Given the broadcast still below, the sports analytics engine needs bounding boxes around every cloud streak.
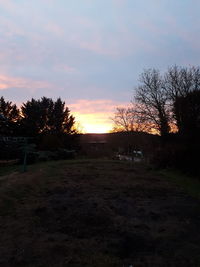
[0,0,200,131]
[0,74,52,91]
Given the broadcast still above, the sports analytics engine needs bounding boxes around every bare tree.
[164,65,200,131]
[112,66,200,136]
[111,106,148,132]
[135,69,170,137]
[164,65,198,101]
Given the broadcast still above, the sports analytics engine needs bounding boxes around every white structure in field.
[117,150,143,162]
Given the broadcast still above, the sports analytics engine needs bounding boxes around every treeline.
[0,96,75,137]
[0,97,77,152]
[112,65,200,175]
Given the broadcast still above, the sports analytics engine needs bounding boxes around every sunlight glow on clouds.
[69,99,128,133]
[0,0,200,132]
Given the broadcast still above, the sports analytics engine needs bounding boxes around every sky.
[0,0,200,132]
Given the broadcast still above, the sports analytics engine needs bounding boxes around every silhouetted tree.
[0,96,20,136]
[20,98,45,136]
[111,106,147,132]
[175,90,200,138]
[164,66,200,132]
[20,97,75,136]
[50,98,75,134]
[135,69,170,137]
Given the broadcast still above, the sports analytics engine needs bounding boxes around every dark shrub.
[152,138,200,177]
[38,135,63,151]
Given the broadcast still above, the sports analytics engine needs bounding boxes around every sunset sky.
[0,0,200,132]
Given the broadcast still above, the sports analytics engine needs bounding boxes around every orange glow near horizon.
[72,112,112,133]
[69,99,129,134]
[82,123,111,133]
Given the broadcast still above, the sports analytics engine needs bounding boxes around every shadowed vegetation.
[0,159,200,266]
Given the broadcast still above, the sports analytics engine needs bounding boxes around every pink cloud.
[70,32,118,56]
[69,99,128,114]
[0,74,53,91]
[69,15,154,57]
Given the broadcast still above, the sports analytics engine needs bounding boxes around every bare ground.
[0,159,200,267]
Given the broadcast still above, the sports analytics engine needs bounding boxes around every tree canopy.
[0,97,20,136]
[0,96,75,137]
[112,65,200,138]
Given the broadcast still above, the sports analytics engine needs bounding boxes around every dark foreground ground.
[0,159,200,267]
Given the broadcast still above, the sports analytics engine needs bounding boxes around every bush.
[38,135,63,151]
[152,141,200,177]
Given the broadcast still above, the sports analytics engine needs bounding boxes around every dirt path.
[0,160,199,266]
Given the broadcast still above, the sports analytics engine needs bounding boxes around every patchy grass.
[0,164,20,177]
[160,169,200,199]
[0,159,200,266]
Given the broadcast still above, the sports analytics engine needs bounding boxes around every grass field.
[0,159,200,266]
[161,169,200,200]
